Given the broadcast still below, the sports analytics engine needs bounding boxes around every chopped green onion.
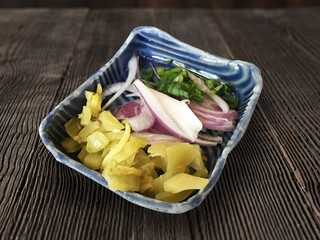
[171,67,182,73]
[210,84,224,95]
[156,67,165,75]
[140,69,153,80]
[157,79,189,99]
[189,88,204,102]
[181,70,188,78]
[204,79,220,89]
[141,66,235,107]
[144,81,154,88]
[173,74,183,83]
[223,97,237,110]
[223,85,231,95]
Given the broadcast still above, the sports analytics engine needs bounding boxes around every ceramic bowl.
[39,26,262,214]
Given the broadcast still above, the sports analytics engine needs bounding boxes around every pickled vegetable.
[103,173,140,192]
[166,143,194,171]
[155,190,193,203]
[86,131,109,153]
[101,120,131,169]
[77,147,88,163]
[78,106,91,125]
[64,118,81,137]
[84,152,103,170]
[77,121,100,142]
[61,137,81,153]
[99,111,124,132]
[164,173,209,193]
[61,83,209,203]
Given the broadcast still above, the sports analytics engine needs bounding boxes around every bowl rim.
[39,26,263,214]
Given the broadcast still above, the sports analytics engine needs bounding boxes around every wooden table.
[0,8,319,239]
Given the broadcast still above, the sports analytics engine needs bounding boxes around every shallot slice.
[114,101,155,132]
[101,55,139,111]
[133,79,202,142]
[188,71,229,113]
[101,82,125,99]
[131,132,183,144]
[198,133,223,143]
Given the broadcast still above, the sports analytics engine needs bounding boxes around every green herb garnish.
[140,69,153,81]
[143,65,237,106]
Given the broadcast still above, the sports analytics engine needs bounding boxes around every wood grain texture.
[0,8,319,240]
[213,7,320,220]
[1,0,320,8]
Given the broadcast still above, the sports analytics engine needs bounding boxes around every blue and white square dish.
[39,26,262,214]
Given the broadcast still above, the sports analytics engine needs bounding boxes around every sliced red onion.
[191,109,230,123]
[189,102,238,120]
[114,101,141,119]
[198,117,235,131]
[133,79,202,142]
[193,138,218,146]
[126,104,155,132]
[150,63,160,79]
[210,94,230,114]
[147,121,172,135]
[126,83,139,94]
[201,127,208,132]
[114,101,155,132]
[198,133,223,143]
[181,99,190,105]
[101,82,125,99]
[131,132,183,144]
[188,71,229,113]
[125,92,140,98]
[144,121,221,146]
[101,55,139,111]
[132,132,219,146]
[199,95,221,111]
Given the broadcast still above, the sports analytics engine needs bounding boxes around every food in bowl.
[61,55,239,203]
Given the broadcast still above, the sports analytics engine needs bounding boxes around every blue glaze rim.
[39,26,263,214]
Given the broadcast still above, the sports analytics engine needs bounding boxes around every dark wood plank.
[0,8,89,238]
[212,7,320,238]
[1,0,320,8]
[252,8,320,91]
[150,9,232,58]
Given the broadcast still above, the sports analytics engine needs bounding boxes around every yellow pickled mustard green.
[85,91,94,102]
[103,131,125,141]
[155,190,193,203]
[166,143,194,171]
[61,137,81,153]
[100,120,131,169]
[147,142,175,158]
[61,84,209,203]
[78,106,91,125]
[84,152,103,170]
[163,173,209,193]
[86,131,109,153]
[76,121,100,142]
[64,118,81,137]
[107,165,143,176]
[103,173,140,192]
[102,141,119,158]
[77,147,88,163]
[139,176,154,194]
[88,94,102,117]
[99,111,124,132]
